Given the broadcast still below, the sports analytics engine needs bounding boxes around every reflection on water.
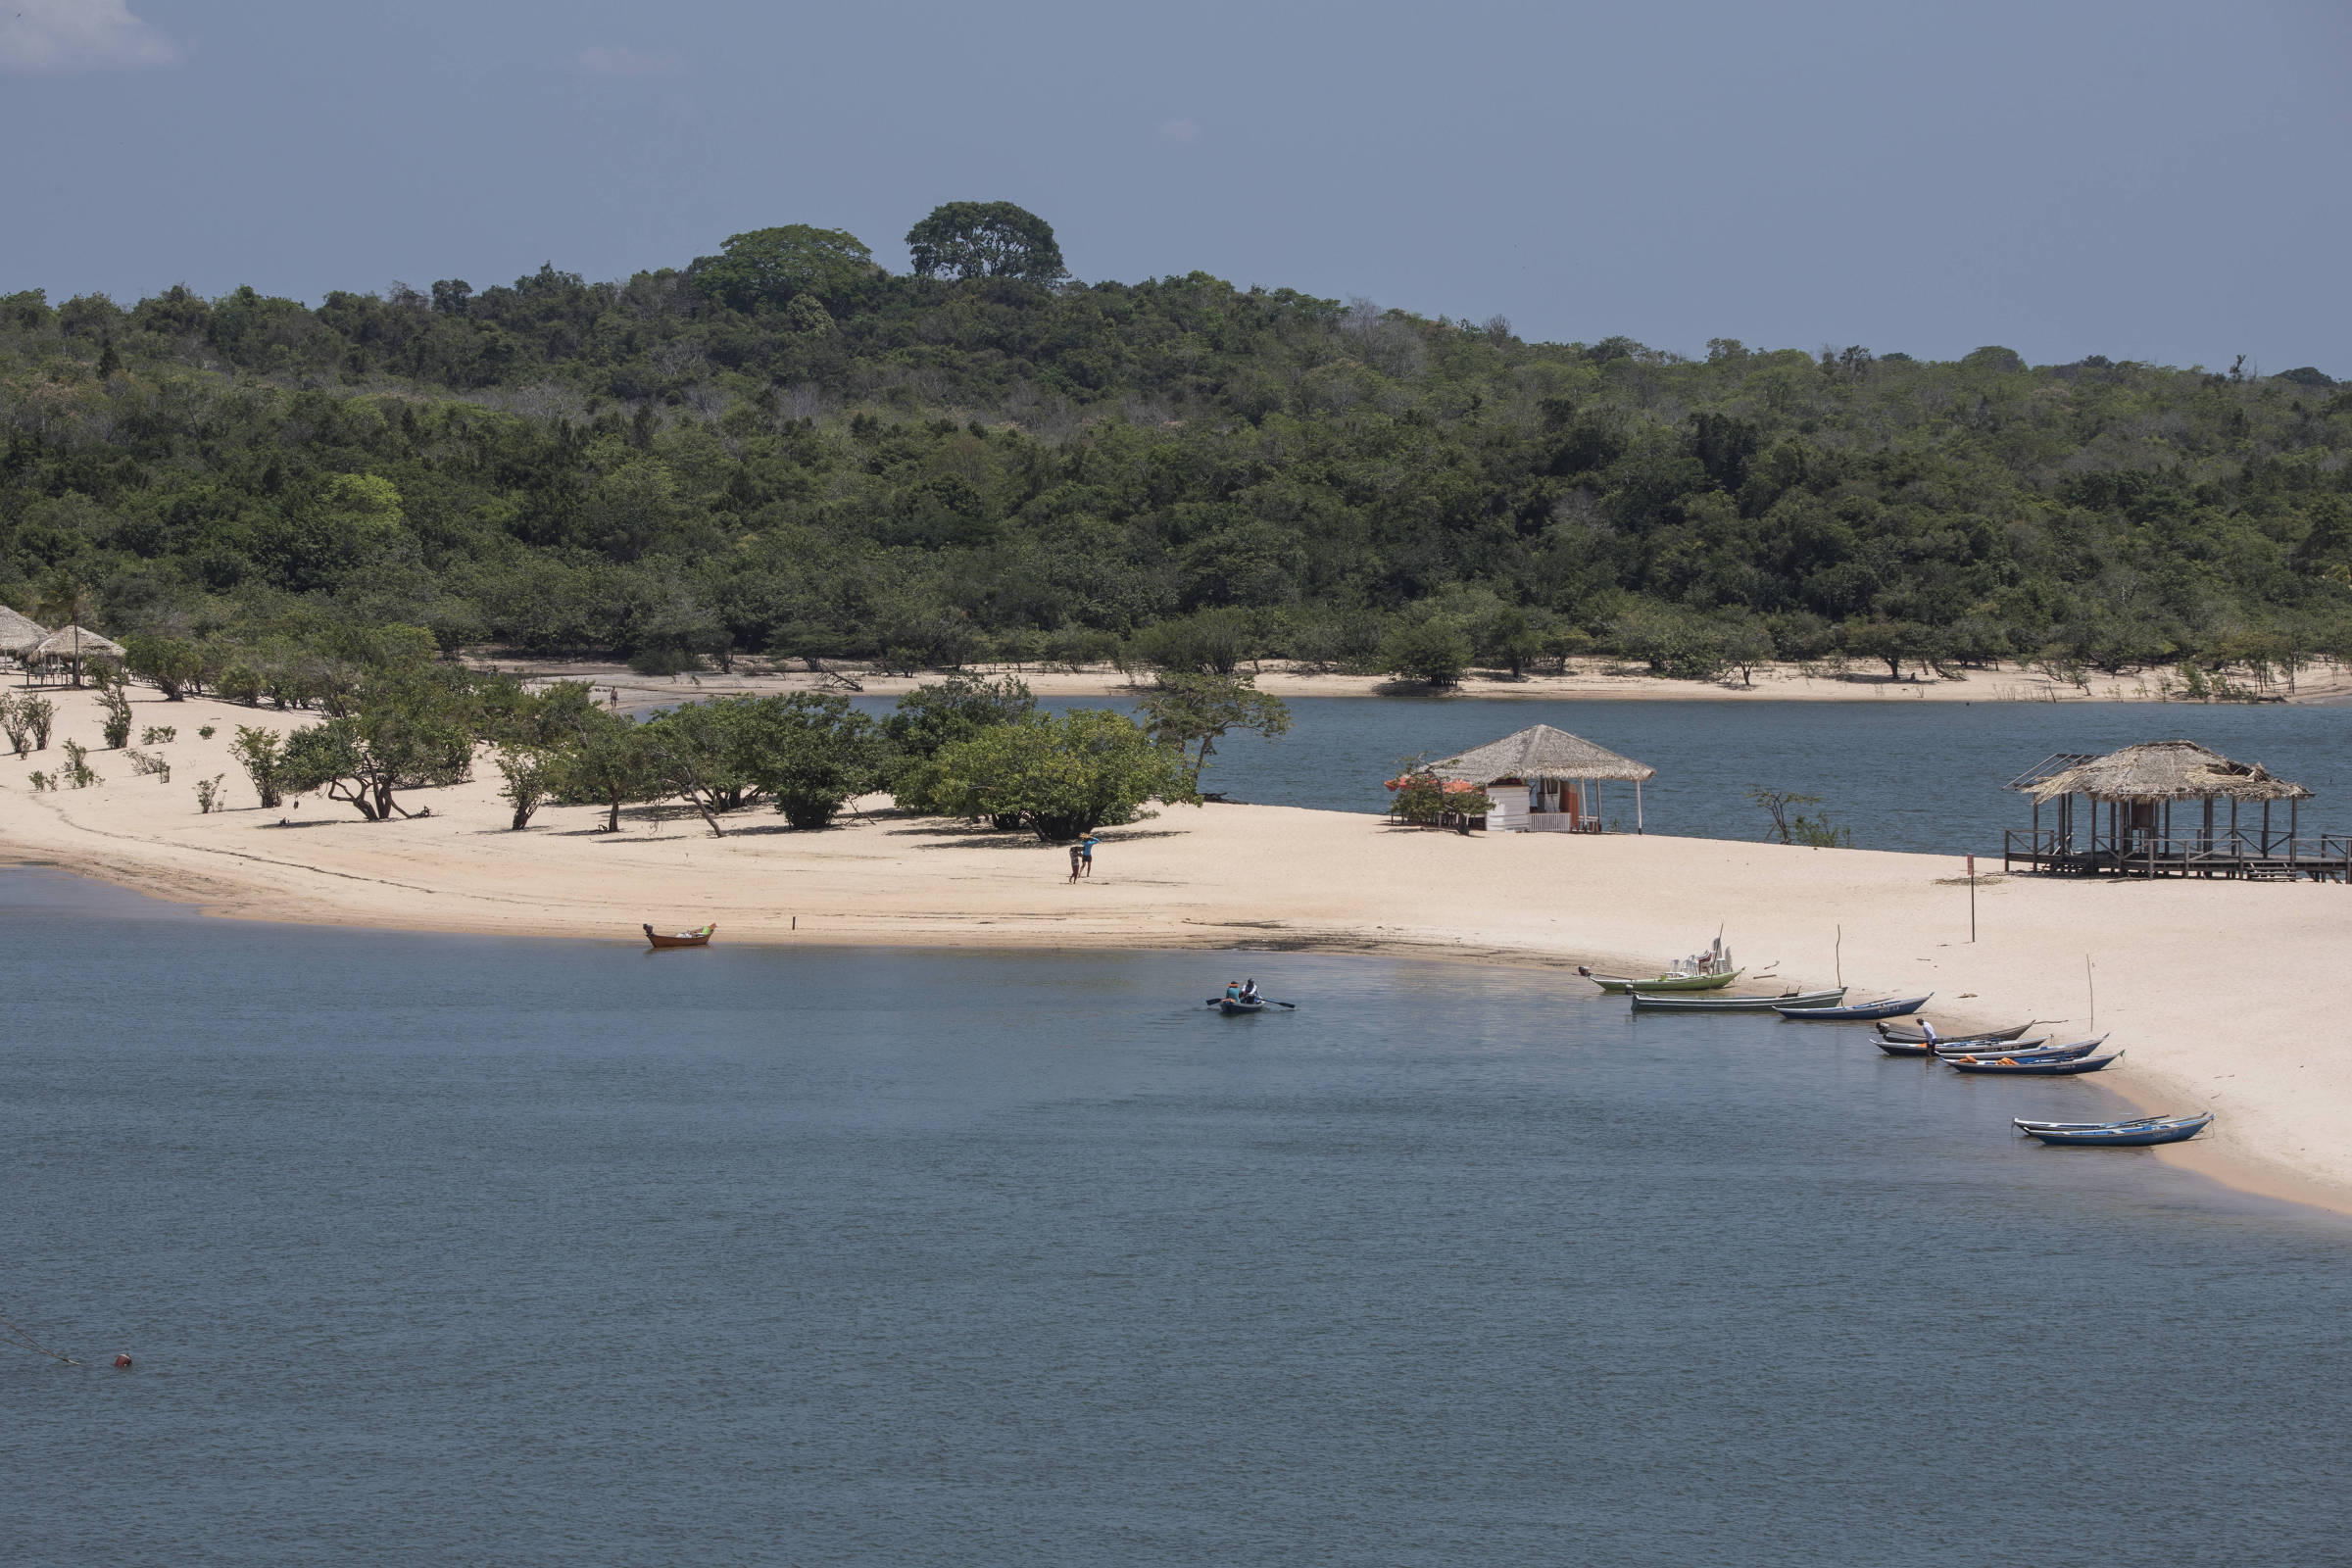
[5,869,2347,1566]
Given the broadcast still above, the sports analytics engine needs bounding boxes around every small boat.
[1584,936,1741,994]
[644,922,715,950]
[1875,1034,2049,1057]
[1216,997,1268,1014]
[1588,968,1742,994]
[1629,987,1846,1012]
[1879,1021,2036,1046]
[2015,1113,2213,1147]
[1773,994,1933,1022]
[1946,1050,2123,1076]
[1940,1036,2105,1065]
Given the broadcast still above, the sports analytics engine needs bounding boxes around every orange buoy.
[113,1352,133,1369]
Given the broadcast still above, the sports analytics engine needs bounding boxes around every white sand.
[490,656,2352,710]
[7,684,2349,1215]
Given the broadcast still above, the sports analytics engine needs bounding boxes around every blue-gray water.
[853,694,2352,855]
[6,869,2349,1566]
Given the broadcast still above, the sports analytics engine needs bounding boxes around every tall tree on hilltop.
[905,202,1066,283]
[689,225,881,312]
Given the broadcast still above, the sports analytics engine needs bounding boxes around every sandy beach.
[483,656,2352,710]
[5,683,2349,1216]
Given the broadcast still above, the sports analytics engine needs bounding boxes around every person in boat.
[1240,978,1260,1004]
[1225,980,1242,1003]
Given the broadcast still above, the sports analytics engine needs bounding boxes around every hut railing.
[2006,826,2351,880]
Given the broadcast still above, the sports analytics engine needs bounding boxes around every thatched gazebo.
[0,607,49,662]
[1430,723,1656,834]
[2009,739,2324,878]
[28,624,126,687]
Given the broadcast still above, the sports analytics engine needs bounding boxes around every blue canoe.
[1948,1050,2123,1076]
[2015,1112,2212,1147]
[1939,1035,2105,1065]
[1774,994,1933,1022]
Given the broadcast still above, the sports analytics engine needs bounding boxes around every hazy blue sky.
[4,0,2346,372]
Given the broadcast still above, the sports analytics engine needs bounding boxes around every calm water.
[853,694,2352,855]
[6,869,2348,1566]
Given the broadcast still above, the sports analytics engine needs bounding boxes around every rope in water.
[0,1311,82,1366]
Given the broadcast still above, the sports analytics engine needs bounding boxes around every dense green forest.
[6,205,2350,688]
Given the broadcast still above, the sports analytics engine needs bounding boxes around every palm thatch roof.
[29,625,126,662]
[2026,739,2311,805]
[0,607,49,654]
[1431,724,1656,784]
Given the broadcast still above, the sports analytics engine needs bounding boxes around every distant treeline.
[5,204,2351,685]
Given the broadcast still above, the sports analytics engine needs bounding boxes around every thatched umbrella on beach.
[0,607,50,662]
[29,624,126,688]
[1431,723,1657,833]
[2022,739,2313,867]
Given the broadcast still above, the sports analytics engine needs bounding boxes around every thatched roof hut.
[2024,740,2310,805]
[1432,724,1656,785]
[1430,724,1655,834]
[30,625,127,663]
[2009,739,2321,875]
[0,607,49,656]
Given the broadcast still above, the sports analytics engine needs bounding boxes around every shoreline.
[6,683,2350,1221]
[473,656,2352,710]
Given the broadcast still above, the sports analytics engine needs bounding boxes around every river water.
[992,695,2352,855]
[6,869,2347,1566]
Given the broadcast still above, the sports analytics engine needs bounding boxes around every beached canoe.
[2015,1113,2213,1147]
[1773,994,1932,1022]
[1879,1021,2036,1046]
[1628,987,1846,1012]
[1588,969,1742,995]
[1947,1050,2122,1076]
[1216,997,1269,1014]
[1874,1033,2048,1057]
[1940,1036,2104,1065]
[644,922,715,950]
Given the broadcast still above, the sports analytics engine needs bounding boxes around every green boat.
[1587,968,1742,994]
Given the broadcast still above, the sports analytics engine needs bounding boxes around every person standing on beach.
[1068,843,1084,883]
[1079,835,1101,878]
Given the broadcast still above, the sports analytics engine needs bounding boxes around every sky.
[3,0,2347,373]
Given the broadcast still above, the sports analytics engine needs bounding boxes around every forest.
[5,202,2350,689]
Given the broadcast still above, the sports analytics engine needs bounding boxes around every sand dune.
[6,683,2349,1215]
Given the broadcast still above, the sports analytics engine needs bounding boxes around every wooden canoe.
[1879,1020,2035,1045]
[1946,1050,2122,1076]
[1773,994,1932,1022]
[1628,987,1845,1012]
[1874,1034,2048,1057]
[1588,968,1741,994]
[644,922,715,950]
[2014,1113,2212,1147]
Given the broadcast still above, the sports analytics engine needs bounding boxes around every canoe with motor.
[1879,1020,2036,1045]
[1773,994,1933,1022]
[1629,987,1846,1012]
[1874,1034,2049,1057]
[1947,1050,2123,1076]
[2014,1112,2212,1147]
[1588,968,1743,994]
